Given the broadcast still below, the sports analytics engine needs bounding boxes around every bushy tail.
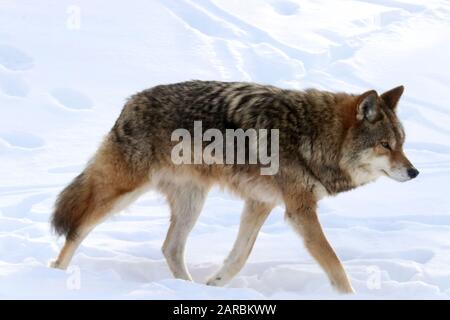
[51,170,93,240]
[51,135,149,240]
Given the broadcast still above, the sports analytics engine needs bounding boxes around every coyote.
[50,81,418,293]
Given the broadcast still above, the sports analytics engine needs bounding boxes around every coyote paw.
[49,260,66,270]
[332,282,355,294]
[206,275,226,287]
[342,286,356,294]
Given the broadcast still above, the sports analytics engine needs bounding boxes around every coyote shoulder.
[51,81,418,293]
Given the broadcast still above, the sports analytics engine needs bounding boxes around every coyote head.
[341,86,419,186]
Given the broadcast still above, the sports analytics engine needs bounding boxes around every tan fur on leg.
[159,179,209,281]
[207,199,273,286]
[284,190,354,294]
[50,228,91,270]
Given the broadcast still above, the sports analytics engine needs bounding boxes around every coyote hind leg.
[160,180,209,281]
[207,199,273,286]
[50,227,92,270]
[50,138,150,270]
[50,182,149,270]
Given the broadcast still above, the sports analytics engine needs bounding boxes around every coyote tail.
[51,169,94,240]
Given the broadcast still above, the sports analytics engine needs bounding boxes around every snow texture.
[1,0,450,299]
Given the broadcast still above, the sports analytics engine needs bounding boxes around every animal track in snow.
[0,45,34,71]
[0,131,44,149]
[0,192,50,219]
[0,72,29,97]
[270,0,300,16]
[50,88,93,110]
[162,0,324,72]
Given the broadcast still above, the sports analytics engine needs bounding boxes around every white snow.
[1,0,450,299]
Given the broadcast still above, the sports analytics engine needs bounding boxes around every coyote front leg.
[161,182,208,281]
[207,199,273,286]
[284,190,354,294]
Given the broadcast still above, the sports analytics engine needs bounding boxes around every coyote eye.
[380,141,391,150]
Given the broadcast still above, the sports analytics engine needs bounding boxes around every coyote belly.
[50,81,418,294]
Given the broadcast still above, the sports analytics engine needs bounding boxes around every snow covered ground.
[1,0,450,299]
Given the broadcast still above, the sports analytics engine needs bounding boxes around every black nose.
[407,167,419,179]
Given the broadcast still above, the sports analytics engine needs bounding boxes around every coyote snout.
[385,165,419,182]
[384,150,419,182]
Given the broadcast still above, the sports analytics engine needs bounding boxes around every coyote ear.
[356,90,379,122]
[381,85,404,111]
